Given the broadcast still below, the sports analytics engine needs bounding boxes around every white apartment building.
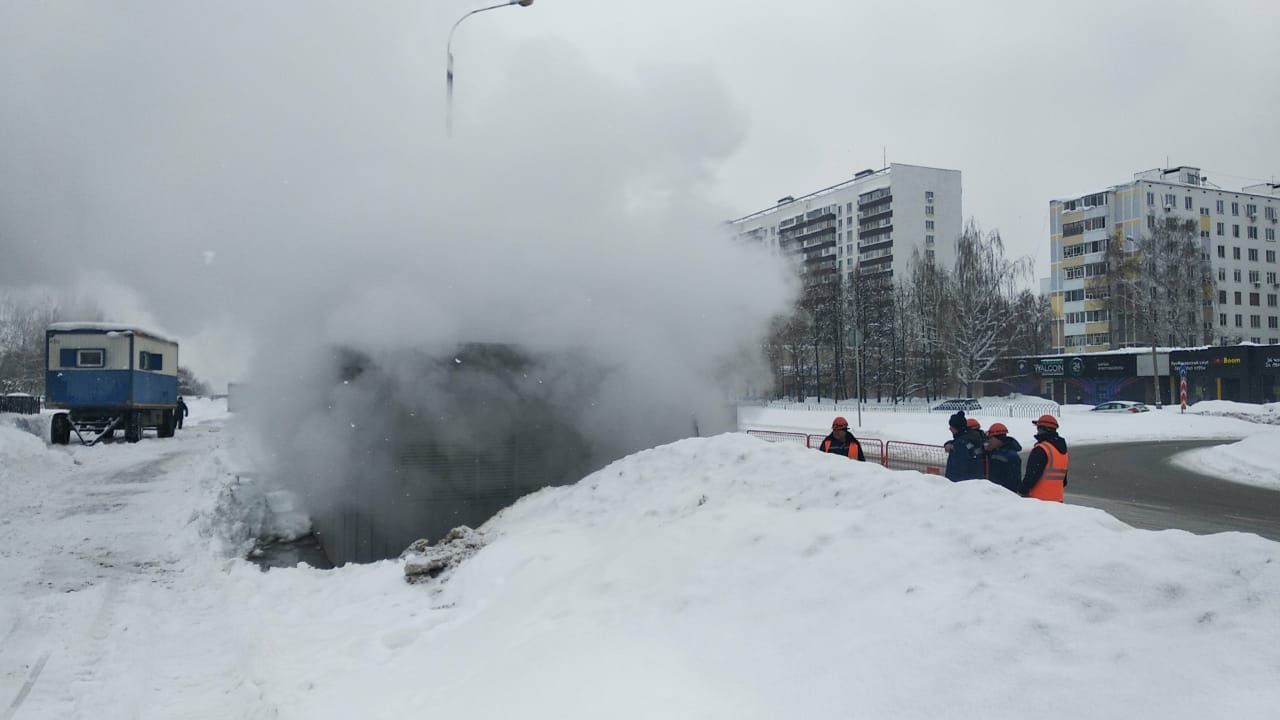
[1049,166,1280,353]
[728,163,962,286]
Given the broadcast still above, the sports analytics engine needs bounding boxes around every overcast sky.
[2,0,1278,386]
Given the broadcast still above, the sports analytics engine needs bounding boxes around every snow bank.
[1173,435,1280,492]
[739,403,1272,446]
[230,434,1280,719]
[1187,400,1280,426]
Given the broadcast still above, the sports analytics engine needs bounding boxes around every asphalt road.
[1065,439,1280,542]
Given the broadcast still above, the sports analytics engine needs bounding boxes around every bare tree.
[0,293,62,395]
[1104,218,1213,349]
[942,222,1028,395]
[1103,217,1213,404]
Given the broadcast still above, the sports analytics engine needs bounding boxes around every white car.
[1090,400,1150,413]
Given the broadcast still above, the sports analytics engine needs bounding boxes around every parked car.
[932,398,982,412]
[1091,400,1150,413]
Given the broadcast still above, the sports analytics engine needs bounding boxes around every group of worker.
[817,411,1068,502]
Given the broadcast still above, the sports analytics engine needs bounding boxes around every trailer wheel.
[125,412,143,443]
[51,413,71,445]
[158,410,175,438]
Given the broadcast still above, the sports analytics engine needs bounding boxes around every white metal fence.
[756,398,1060,419]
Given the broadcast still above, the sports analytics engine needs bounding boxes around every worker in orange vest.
[819,416,865,461]
[1019,414,1068,502]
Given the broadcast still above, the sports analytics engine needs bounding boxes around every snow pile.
[223,434,1280,719]
[1186,400,1280,426]
[0,415,70,481]
[1173,435,1280,492]
[401,526,485,583]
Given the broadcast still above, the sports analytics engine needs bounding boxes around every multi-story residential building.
[1049,166,1280,353]
[728,163,963,286]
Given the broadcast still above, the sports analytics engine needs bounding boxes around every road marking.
[2,651,51,720]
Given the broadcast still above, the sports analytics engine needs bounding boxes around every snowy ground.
[2,405,1279,718]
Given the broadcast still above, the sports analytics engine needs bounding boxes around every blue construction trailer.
[45,323,180,444]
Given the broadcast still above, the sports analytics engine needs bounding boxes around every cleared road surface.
[1065,439,1280,542]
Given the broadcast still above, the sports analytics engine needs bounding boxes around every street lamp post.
[446,0,534,135]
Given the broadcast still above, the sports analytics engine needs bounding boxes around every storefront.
[996,352,1156,405]
[1172,343,1254,399]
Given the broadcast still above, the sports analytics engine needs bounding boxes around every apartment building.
[1048,166,1280,353]
[729,163,962,286]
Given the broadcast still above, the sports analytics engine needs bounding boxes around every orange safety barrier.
[884,440,949,476]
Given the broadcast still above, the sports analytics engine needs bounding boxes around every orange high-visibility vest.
[1028,440,1068,502]
[821,437,862,460]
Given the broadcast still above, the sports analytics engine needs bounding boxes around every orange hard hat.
[1033,414,1059,430]
[966,418,981,429]
[988,422,1009,436]
[832,416,849,429]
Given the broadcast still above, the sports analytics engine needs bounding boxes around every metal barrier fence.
[746,430,984,479]
[759,399,1059,418]
[0,395,41,415]
[746,430,886,465]
[883,440,948,476]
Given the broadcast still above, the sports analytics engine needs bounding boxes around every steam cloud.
[0,2,795,530]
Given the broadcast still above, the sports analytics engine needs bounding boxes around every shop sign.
[1094,360,1128,373]
[1172,360,1209,373]
[1037,358,1064,377]
[1266,357,1280,370]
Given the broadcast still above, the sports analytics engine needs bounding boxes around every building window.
[1234,247,1242,259]
[1249,226,1259,240]
[1247,204,1257,217]
[1234,270,1243,283]
[1148,215,1156,230]
[1235,291,1243,304]
[1063,289,1084,302]
[1217,245,1226,258]
[1270,295,1279,307]
[1233,225,1241,238]
[1218,290,1227,304]
[1200,207,1210,216]
[1268,229,1277,242]
[1219,268,1227,281]
[1216,200,1224,213]
[1251,315,1262,329]
[1249,248,1260,261]
[1217,222,1225,236]
[1066,267,1084,280]
[1185,196,1193,210]
[1269,250,1278,263]
[1235,314,1243,327]
[925,206,934,216]
[1148,192,1155,206]
[1219,313,1228,326]
[925,220,934,230]
[1164,193,1177,208]
[925,234,935,245]
[1232,202,1240,216]
[1271,317,1279,330]
[1250,271,1261,284]
[925,191,934,202]
[1250,292,1261,306]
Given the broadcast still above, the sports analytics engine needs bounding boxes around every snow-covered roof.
[48,322,177,345]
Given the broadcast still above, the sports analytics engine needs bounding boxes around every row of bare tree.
[765,222,1051,403]
[0,293,208,397]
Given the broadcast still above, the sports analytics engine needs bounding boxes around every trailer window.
[75,349,105,368]
[140,351,164,371]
